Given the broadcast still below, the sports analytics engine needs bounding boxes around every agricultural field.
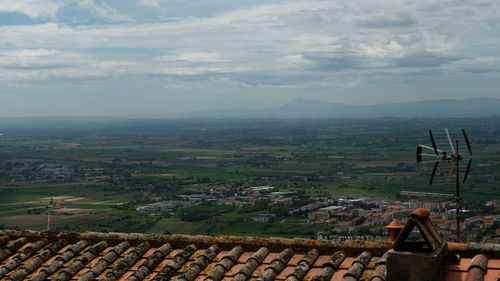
[0,117,499,237]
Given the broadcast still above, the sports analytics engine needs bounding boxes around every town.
[0,118,498,242]
[136,185,500,244]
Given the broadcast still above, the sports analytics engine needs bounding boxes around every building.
[250,213,276,222]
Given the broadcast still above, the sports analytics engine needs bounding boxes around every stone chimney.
[386,208,448,281]
[386,219,403,242]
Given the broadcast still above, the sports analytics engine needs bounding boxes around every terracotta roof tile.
[129,243,172,281]
[153,244,197,281]
[0,238,27,261]
[302,267,321,281]
[29,240,88,281]
[0,235,10,247]
[343,251,372,281]
[488,259,500,270]
[258,248,294,281]
[312,251,345,281]
[77,241,130,281]
[7,239,66,281]
[276,266,295,280]
[285,249,319,281]
[102,242,151,281]
[0,229,499,281]
[409,208,430,219]
[178,245,220,281]
[233,247,269,281]
[0,239,47,278]
[205,246,243,281]
[463,254,488,281]
[52,240,108,281]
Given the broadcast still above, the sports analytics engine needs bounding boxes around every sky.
[0,0,499,117]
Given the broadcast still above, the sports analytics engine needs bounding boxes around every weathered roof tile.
[369,253,387,281]
[286,249,319,281]
[153,244,197,281]
[77,241,130,281]
[179,245,220,281]
[464,254,489,281]
[233,247,269,281]
[7,239,66,281]
[205,246,244,281]
[102,242,151,281]
[0,239,48,278]
[30,240,88,281]
[52,241,108,281]
[343,251,372,281]
[257,248,294,281]
[129,243,172,281]
[0,229,498,281]
[0,238,27,260]
[313,251,346,281]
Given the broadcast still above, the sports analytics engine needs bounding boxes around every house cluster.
[136,184,498,243]
[4,162,108,182]
[306,197,499,243]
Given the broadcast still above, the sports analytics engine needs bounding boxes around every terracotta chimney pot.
[386,219,404,241]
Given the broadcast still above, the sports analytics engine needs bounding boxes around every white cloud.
[1,0,500,116]
[0,0,63,18]
[137,0,161,7]
[137,0,184,8]
[158,52,225,63]
[77,0,132,22]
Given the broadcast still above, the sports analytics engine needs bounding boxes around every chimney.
[386,208,448,281]
[386,219,403,241]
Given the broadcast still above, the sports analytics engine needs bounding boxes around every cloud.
[137,0,184,8]
[356,14,416,28]
[0,0,63,18]
[77,0,132,22]
[137,0,161,7]
[1,0,500,116]
[449,57,500,74]
[158,52,225,63]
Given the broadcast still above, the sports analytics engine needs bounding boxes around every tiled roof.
[0,229,499,281]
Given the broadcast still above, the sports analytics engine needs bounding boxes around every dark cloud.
[391,52,462,68]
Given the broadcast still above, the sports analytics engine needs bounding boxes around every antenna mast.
[416,128,472,243]
[455,140,461,243]
[47,211,51,231]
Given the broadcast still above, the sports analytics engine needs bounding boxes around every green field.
[0,117,498,236]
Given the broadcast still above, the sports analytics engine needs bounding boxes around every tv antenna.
[47,211,51,231]
[416,128,472,243]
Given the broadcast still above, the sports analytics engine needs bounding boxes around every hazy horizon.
[1,1,500,117]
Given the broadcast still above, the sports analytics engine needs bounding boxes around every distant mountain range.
[167,98,500,118]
